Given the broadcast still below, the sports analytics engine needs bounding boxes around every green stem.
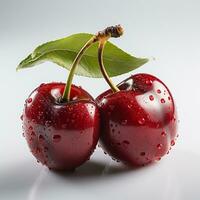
[62,25,123,101]
[62,36,97,101]
[98,40,120,92]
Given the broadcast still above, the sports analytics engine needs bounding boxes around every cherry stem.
[98,40,120,92]
[62,36,97,101]
[62,24,123,101]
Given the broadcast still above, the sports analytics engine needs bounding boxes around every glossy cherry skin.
[22,83,100,170]
[96,73,178,166]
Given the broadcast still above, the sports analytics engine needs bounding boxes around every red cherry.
[96,73,178,166]
[22,83,100,170]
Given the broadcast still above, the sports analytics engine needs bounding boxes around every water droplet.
[121,119,127,125]
[127,104,132,109]
[44,147,48,152]
[171,140,175,146]
[161,131,166,137]
[145,79,152,85]
[157,144,163,149]
[138,118,145,125]
[123,140,130,145]
[112,157,116,161]
[157,89,161,94]
[27,98,32,103]
[168,96,171,101]
[149,95,154,101]
[53,135,61,143]
[20,115,23,121]
[140,152,146,156]
[160,98,165,103]
[39,135,44,142]
[31,131,36,136]
[36,147,41,154]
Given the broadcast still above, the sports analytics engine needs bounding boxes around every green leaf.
[17,33,148,78]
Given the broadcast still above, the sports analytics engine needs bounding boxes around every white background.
[1,0,200,199]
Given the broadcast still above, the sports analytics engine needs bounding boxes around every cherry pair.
[21,25,178,170]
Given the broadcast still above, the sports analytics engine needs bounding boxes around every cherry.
[96,73,178,166]
[22,83,99,170]
[94,27,178,166]
[20,25,123,170]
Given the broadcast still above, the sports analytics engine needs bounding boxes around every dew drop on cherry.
[27,98,32,103]
[36,147,41,154]
[138,118,145,125]
[44,147,48,152]
[149,95,154,101]
[20,115,23,121]
[157,89,161,94]
[171,140,175,146]
[123,140,130,145]
[145,79,152,85]
[31,131,36,137]
[121,119,127,125]
[53,135,61,143]
[157,144,163,149]
[39,135,45,142]
[161,131,166,137]
[160,98,165,103]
